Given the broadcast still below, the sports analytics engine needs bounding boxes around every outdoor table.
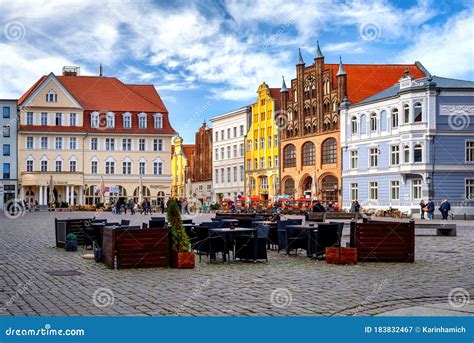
[286,224,319,256]
[209,227,256,262]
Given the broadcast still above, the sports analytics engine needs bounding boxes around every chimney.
[62,66,80,76]
[99,63,103,76]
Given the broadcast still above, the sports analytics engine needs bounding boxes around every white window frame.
[412,179,422,200]
[369,148,378,168]
[123,112,132,129]
[369,181,378,200]
[106,112,115,129]
[138,113,147,129]
[91,112,99,128]
[390,145,400,166]
[69,113,77,126]
[390,180,400,200]
[466,141,474,163]
[153,113,163,129]
[350,150,358,169]
[350,183,358,201]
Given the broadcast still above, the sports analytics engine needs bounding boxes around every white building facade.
[211,106,251,202]
[340,74,474,216]
[1,99,18,209]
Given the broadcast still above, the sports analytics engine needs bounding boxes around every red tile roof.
[182,144,196,159]
[269,88,282,110]
[18,74,176,135]
[324,64,426,103]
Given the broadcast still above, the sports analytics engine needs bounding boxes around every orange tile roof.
[182,144,196,159]
[269,88,282,110]
[19,74,176,135]
[324,64,426,103]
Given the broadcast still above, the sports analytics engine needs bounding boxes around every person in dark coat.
[439,199,451,220]
[419,200,426,219]
[426,199,434,220]
[351,200,361,213]
[312,200,326,213]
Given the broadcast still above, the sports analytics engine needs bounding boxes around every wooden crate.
[326,247,357,265]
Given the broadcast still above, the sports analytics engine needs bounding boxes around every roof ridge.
[118,79,165,111]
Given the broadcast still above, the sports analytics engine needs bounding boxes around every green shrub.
[166,199,190,253]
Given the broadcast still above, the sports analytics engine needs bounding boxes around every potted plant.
[65,233,78,252]
[166,199,194,269]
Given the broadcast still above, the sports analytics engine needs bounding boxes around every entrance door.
[321,175,338,203]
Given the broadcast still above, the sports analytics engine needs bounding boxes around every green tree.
[166,199,190,252]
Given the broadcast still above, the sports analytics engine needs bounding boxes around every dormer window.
[154,113,163,129]
[91,112,99,128]
[46,90,57,103]
[106,112,115,128]
[122,112,132,129]
[138,113,147,129]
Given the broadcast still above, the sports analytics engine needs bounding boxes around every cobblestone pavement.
[0,211,472,316]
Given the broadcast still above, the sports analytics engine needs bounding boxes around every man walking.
[439,199,451,220]
[426,199,434,220]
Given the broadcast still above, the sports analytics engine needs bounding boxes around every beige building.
[18,67,176,207]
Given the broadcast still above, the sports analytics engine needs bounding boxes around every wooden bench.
[350,220,415,262]
[306,212,364,222]
[102,227,169,269]
[415,223,457,236]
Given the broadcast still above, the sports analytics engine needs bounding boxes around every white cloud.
[398,9,474,79]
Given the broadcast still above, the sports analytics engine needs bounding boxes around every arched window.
[403,145,410,163]
[359,114,366,134]
[284,178,295,195]
[323,101,330,113]
[391,108,399,128]
[322,138,337,164]
[403,104,410,124]
[351,116,358,135]
[332,100,338,112]
[414,144,422,162]
[370,113,377,132]
[283,144,296,168]
[302,141,315,166]
[324,80,330,94]
[414,102,422,122]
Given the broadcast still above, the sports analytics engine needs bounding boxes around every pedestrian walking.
[439,199,451,220]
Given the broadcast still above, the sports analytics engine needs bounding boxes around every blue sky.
[1,0,473,142]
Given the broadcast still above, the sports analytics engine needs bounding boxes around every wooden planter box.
[326,247,357,265]
[172,252,195,269]
[102,227,169,269]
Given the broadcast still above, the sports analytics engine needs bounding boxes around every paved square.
[0,212,472,316]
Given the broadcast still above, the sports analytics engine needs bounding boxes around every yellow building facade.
[245,82,280,201]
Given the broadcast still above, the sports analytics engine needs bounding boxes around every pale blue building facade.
[340,73,474,217]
